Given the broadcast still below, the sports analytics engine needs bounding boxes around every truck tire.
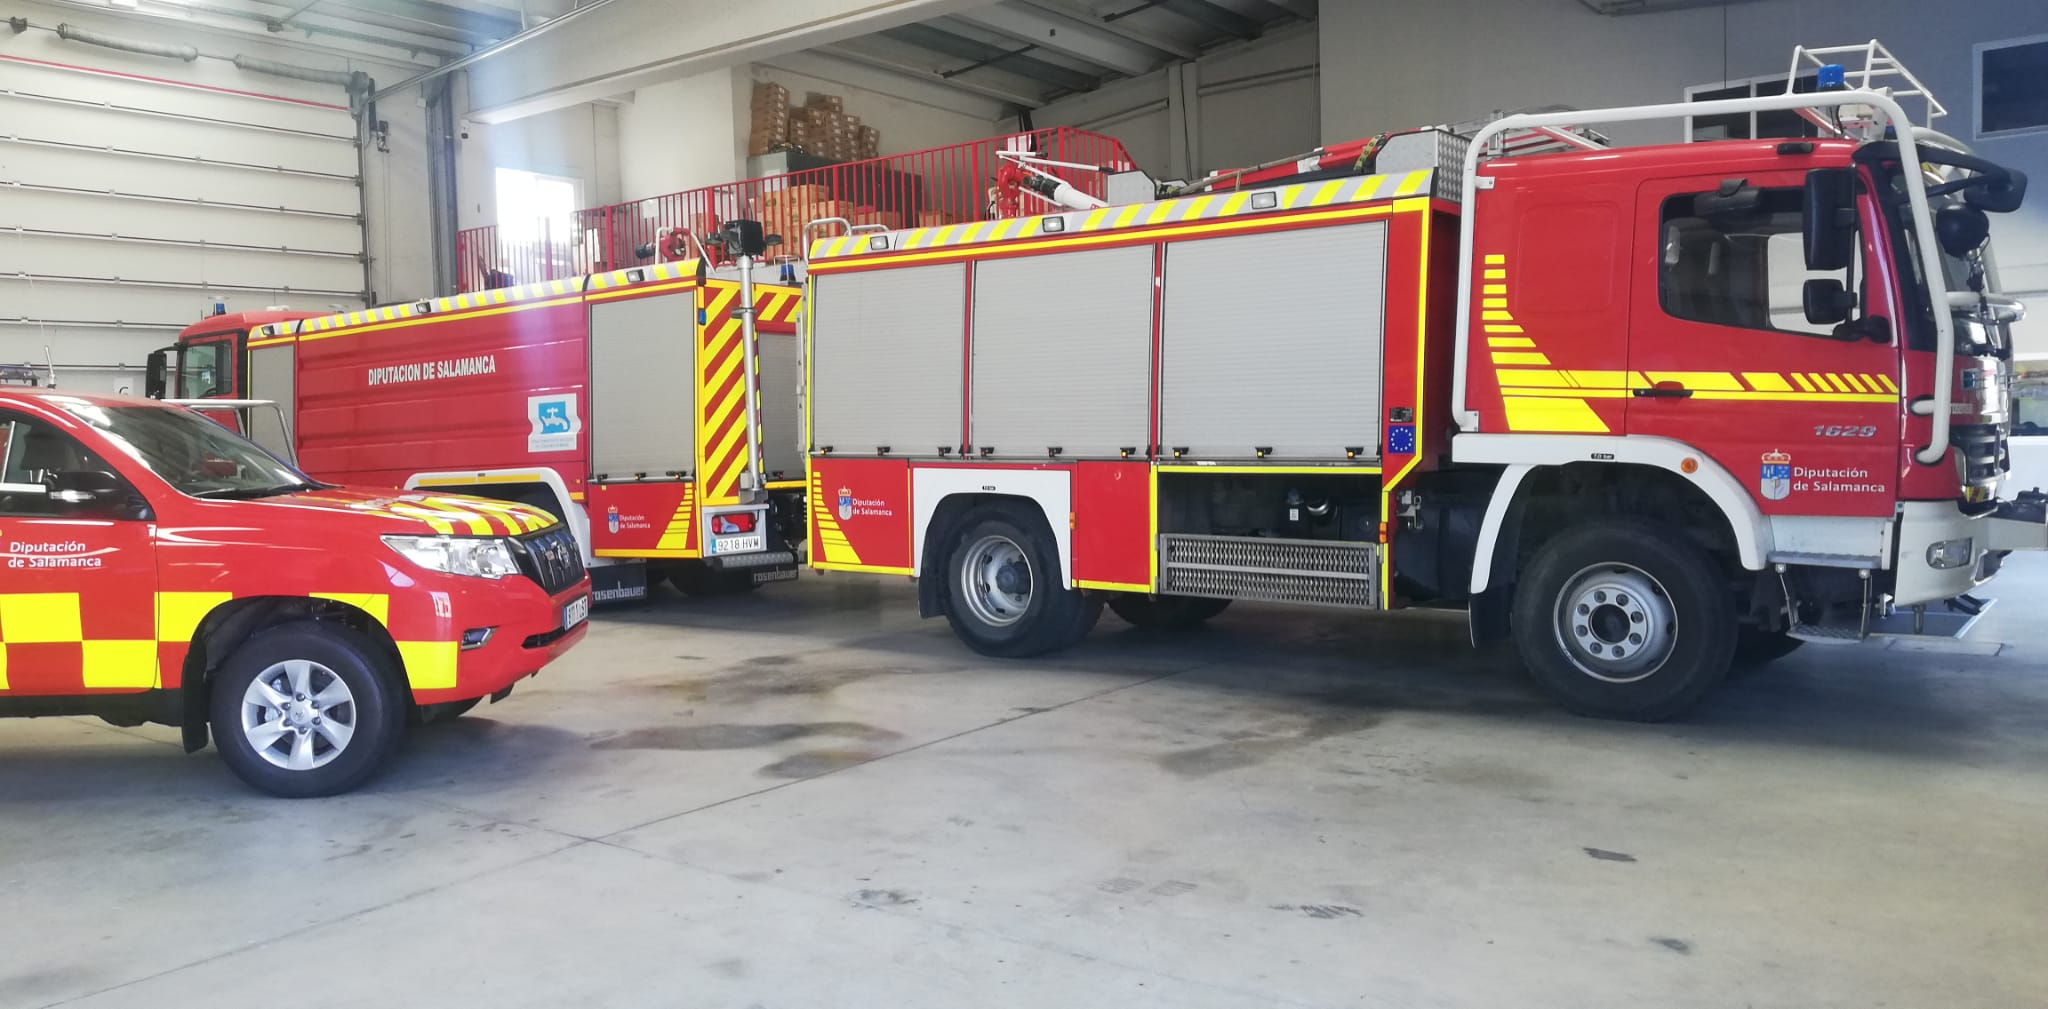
[1511,520,1734,721]
[943,502,1100,658]
[208,621,405,797]
[1108,594,1232,629]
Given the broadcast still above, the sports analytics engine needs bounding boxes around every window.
[1977,35,2048,138]
[1658,187,1851,335]
[178,340,234,399]
[0,413,125,517]
[53,401,312,499]
[2014,360,2048,437]
[495,167,581,245]
[1686,74,1821,142]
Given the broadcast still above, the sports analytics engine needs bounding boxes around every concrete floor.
[4,562,2047,1009]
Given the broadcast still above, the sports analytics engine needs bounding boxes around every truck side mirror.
[1935,206,1991,259]
[1963,165,2026,214]
[1803,278,1857,325]
[1803,168,1856,271]
[144,348,170,399]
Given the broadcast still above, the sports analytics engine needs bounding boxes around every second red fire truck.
[158,230,808,602]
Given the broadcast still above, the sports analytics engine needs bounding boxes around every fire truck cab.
[0,387,589,796]
[800,43,2043,720]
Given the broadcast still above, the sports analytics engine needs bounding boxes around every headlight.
[1926,536,1975,570]
[382,535,521,579]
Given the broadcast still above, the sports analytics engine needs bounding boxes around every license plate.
[562,594,590,629]
[709,533,763,555]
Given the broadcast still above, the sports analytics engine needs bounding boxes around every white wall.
[454,91,623,231]
[1033,23,1320,180]
[1318,0,2048,306]
[616,68,749,198]
[0,0,432,395]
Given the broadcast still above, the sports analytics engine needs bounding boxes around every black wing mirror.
[144,347,172,399]
[1803,168,1857,271]
[1803,278,1857,325]
[1935,206,1991,259]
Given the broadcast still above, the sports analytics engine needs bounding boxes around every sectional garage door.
[0,44,366,393]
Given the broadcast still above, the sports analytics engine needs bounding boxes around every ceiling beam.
[1153,0,1262,40]
[791,46,1036,112]
[954,3,1165,77]
[882,22,1100,93]
[1033,0,1197,60]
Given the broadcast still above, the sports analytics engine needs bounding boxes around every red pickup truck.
[0,387,589,795]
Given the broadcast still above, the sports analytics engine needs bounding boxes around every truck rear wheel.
[208,621,404,798]
[1511,520,1734,721]
[1108,594,1232,629]
[944,503,1100,658]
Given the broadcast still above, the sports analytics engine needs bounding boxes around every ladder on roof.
[1786,39,1947,139]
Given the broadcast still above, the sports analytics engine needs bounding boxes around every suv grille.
[515,525,585,595]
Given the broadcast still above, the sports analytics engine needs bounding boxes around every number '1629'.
[1814,425,1878,438]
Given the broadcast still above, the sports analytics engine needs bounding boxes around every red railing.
[455,127,1135,292]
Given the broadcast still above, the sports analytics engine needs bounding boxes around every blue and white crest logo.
[606,505,620,534]
[1760,450,1792,501]
[837,487,854,521]
[525,394,582,453]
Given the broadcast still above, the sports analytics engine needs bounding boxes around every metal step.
[1159,534,1378,609]
[1789,597,1996,643]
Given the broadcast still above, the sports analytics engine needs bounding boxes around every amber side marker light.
[1680,457,1700,474]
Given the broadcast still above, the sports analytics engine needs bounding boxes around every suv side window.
[0,413,130,518]
[1658,187,1851,336]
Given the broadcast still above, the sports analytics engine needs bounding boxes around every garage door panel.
[7,196,362,253]
[5,69,354,135]
[3,145,360,215]
[0,234,362,295]
[0,277,350,326]
[1,98,357,175]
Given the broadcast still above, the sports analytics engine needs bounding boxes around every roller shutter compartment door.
[758,331,803,481]
[810,263,966,456]
[0,49,365,393]
[588,292,696,478]
[244,342,297,460]
[1160,223,1388,460]
[971,246,1153,459]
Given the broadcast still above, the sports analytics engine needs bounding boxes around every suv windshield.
[57,400,316,499]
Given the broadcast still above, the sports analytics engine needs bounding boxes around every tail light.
[712,512,758,534]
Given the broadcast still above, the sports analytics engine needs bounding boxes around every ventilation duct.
[232,55,372,97]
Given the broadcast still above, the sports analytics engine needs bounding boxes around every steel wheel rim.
[959,533,1032,627]
[1552,562,1677,684]
[240,659,357,771]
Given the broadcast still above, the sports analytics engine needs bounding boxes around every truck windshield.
[57,401,316,499]
[1877,160,2015,356]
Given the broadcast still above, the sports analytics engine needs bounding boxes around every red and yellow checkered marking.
[697,283,750,504]
[0,590,460,694]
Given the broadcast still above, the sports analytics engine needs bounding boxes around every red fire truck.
[0,386,587,796]
[155,234,808,602]
[800,43,2042,719]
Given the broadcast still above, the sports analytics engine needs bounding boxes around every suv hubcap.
[241,659,357,771]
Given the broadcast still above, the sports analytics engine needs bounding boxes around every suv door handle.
[1631,382,1694,399]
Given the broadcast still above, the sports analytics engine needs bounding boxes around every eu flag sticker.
[1386,424,1417,455]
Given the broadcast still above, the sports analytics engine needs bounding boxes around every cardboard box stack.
[748,80,885,162]
[748,81,791,157]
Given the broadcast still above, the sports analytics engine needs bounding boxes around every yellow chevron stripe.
[1395,169,1431,195]
[1492,351,1551,365]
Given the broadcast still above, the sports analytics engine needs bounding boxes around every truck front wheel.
[208,621,405,797]
[943,503,1100,657]
[1511,521,1734,721]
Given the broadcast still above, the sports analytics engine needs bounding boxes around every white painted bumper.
[1892,501,2047,606]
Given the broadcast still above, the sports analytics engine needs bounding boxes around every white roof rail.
[1787,40,1946,137]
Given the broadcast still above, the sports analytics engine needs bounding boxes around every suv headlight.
[382,535,521,579]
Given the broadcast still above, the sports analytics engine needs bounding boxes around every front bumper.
[1892,498,2047,607]
[406,574,591,705]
